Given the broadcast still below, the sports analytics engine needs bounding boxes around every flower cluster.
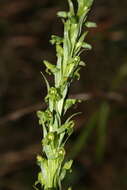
[35,0,96,189]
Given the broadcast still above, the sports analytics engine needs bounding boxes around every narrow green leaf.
[57,120,74,134]
[50,35,63,45]
[40,72,50,92]
[85,21,97,28]
[82,42,92,50]
[60,169,66,181]
[57,11,68,18]
[56,44,63,56]
[66,112,82,123]
[75,31,88,54]
[43,60,58,75]
[79,61,86,67]
[74,67,81,80]
[77,0,92,17]
[68,0,75,16]
[63,20,71,68]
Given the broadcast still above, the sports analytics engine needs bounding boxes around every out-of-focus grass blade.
[111,63,127,90]
[95,102,110,163]
[69,111,99,159]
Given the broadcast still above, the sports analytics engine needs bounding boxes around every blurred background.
[0,0,127,190]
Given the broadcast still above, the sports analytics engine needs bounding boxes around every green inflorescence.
[35,0,96,189]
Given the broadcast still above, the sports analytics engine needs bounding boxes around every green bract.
[35,0,95,189]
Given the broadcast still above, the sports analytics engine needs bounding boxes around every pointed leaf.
[43,60,58,74]
[50,35,63,45]
[75,31,88,54]
[57,11,68,18]
[82,42,92,50]
[79,61,86,66]
[64,98,81,114]
[60,169,66,181]
[74,67,81,80]
[56,44,63,56]
[56,120,74,134]
[85,21,97,28]
[40,72,50,92]
[68,0,75,16]
[66,112,82,123]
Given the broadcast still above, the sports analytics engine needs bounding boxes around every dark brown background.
[0,0,127,190]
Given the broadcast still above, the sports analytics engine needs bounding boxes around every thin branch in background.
[0,144,40,177]
[0,92,126,126]
[0,102,46,125]
[0,93,126,177]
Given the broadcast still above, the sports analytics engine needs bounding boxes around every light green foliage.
[35,0,95,189]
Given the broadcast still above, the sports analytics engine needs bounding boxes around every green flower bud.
[74,56,80,63]
[47,132,55,141]
[37,155,43,162]
[58,147,66,157]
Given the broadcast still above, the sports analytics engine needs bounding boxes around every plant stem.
[34,0,95,189]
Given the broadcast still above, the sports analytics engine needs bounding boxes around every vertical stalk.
[34,0,96,190]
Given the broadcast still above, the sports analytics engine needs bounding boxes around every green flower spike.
[35,0,95,189]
